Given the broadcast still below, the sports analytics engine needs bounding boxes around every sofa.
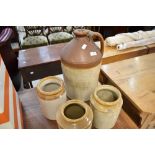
[16,26,90,49]
[0,28,21,91]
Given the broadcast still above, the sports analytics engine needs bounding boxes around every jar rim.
[60,100,88,123]
[93,85,122,106]
[36,76,65,100]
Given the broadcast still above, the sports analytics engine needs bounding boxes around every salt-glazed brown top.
[61,29,104,68]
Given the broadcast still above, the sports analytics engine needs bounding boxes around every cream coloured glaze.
[36,76,67,120]
[56,99,93,129]
[61,63,101,101]
[38,92,66,120]
[90,85,123,129]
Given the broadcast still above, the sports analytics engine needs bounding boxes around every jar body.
[38,92,67,120]
[36,76,67,120]
[61,62,101,101]
[56,99,93,129]
[90,85,123,129]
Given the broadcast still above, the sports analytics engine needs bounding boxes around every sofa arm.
[0,28,13,46]
[0,28,21,91]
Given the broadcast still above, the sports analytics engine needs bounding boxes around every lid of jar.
[61,29,104,68]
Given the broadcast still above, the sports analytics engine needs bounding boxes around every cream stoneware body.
[36,76,67,120]
[61,29,104,101]
[90,85,123,129]
[61,63,101,101]
[56,99,93,129]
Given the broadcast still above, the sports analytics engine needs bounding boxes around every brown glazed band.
[36,76,65,100]
[37,88,65,100]
[56,99,93,129]
[93,85,122,106]
[61,59,102,69]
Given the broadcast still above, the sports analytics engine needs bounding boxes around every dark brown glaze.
[61,29,104,68]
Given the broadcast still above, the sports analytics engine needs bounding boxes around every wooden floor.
[18,88,138,129]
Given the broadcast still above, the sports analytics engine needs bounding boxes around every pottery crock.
[61,29,104,101]
[56,99,93,129]
[36,76,67,120]
[90,85,123,129]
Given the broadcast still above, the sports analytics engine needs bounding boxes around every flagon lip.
[36,76,65,100]
[74,29,90,37]
[93,85,122,106]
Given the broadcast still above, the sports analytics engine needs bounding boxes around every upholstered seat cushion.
[20,36,48,48]
[48,32,73,44]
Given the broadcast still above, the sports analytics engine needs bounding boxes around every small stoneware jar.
[36,76,67,120]
[61,29,104,101]
[56,99,93,129]
[90,85,123,129]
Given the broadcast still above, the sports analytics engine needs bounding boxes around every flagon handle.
[88,31,104,55]
[74,29,104,55]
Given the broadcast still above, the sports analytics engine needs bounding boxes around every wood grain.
[18,42,148,69]
[18,42,149,85]
[18,88,138,129]
[18,43,65,69]
[95,42,148,64]
[101,53,155,128]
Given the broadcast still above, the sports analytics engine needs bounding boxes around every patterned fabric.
[0,28,13,44]
[20,36,48,48]
[49,27,63,33]
[48,32,73,44]
[17,26,75,48]
[0,55,23,129]
[65,26,72,33]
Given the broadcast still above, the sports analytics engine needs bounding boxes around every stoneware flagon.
[56,99,93,129]
[61,29,104,101]
[90,85,123,129]
[36,76,67,120]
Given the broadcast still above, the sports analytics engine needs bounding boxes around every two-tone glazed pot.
[61,29,104,101]
[90,85,123,129]
[36,76,67,120]
[56,99,93,129]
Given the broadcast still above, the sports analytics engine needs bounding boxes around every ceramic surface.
[56,99,93,129]
[62,63,101,101]
[90,85,123,129]
[36,76,67,120]
[61,29,104,101]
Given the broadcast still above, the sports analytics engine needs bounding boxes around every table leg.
[23,81,33,89]
[141,114,155,129]
[29,81,33,88]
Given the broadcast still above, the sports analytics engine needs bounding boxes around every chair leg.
[29,82,33,88]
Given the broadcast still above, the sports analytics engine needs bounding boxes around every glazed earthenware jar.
[36,76,67,120]
[90,85,123,129]
[61,29,104,101]
[56,99,93,129]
